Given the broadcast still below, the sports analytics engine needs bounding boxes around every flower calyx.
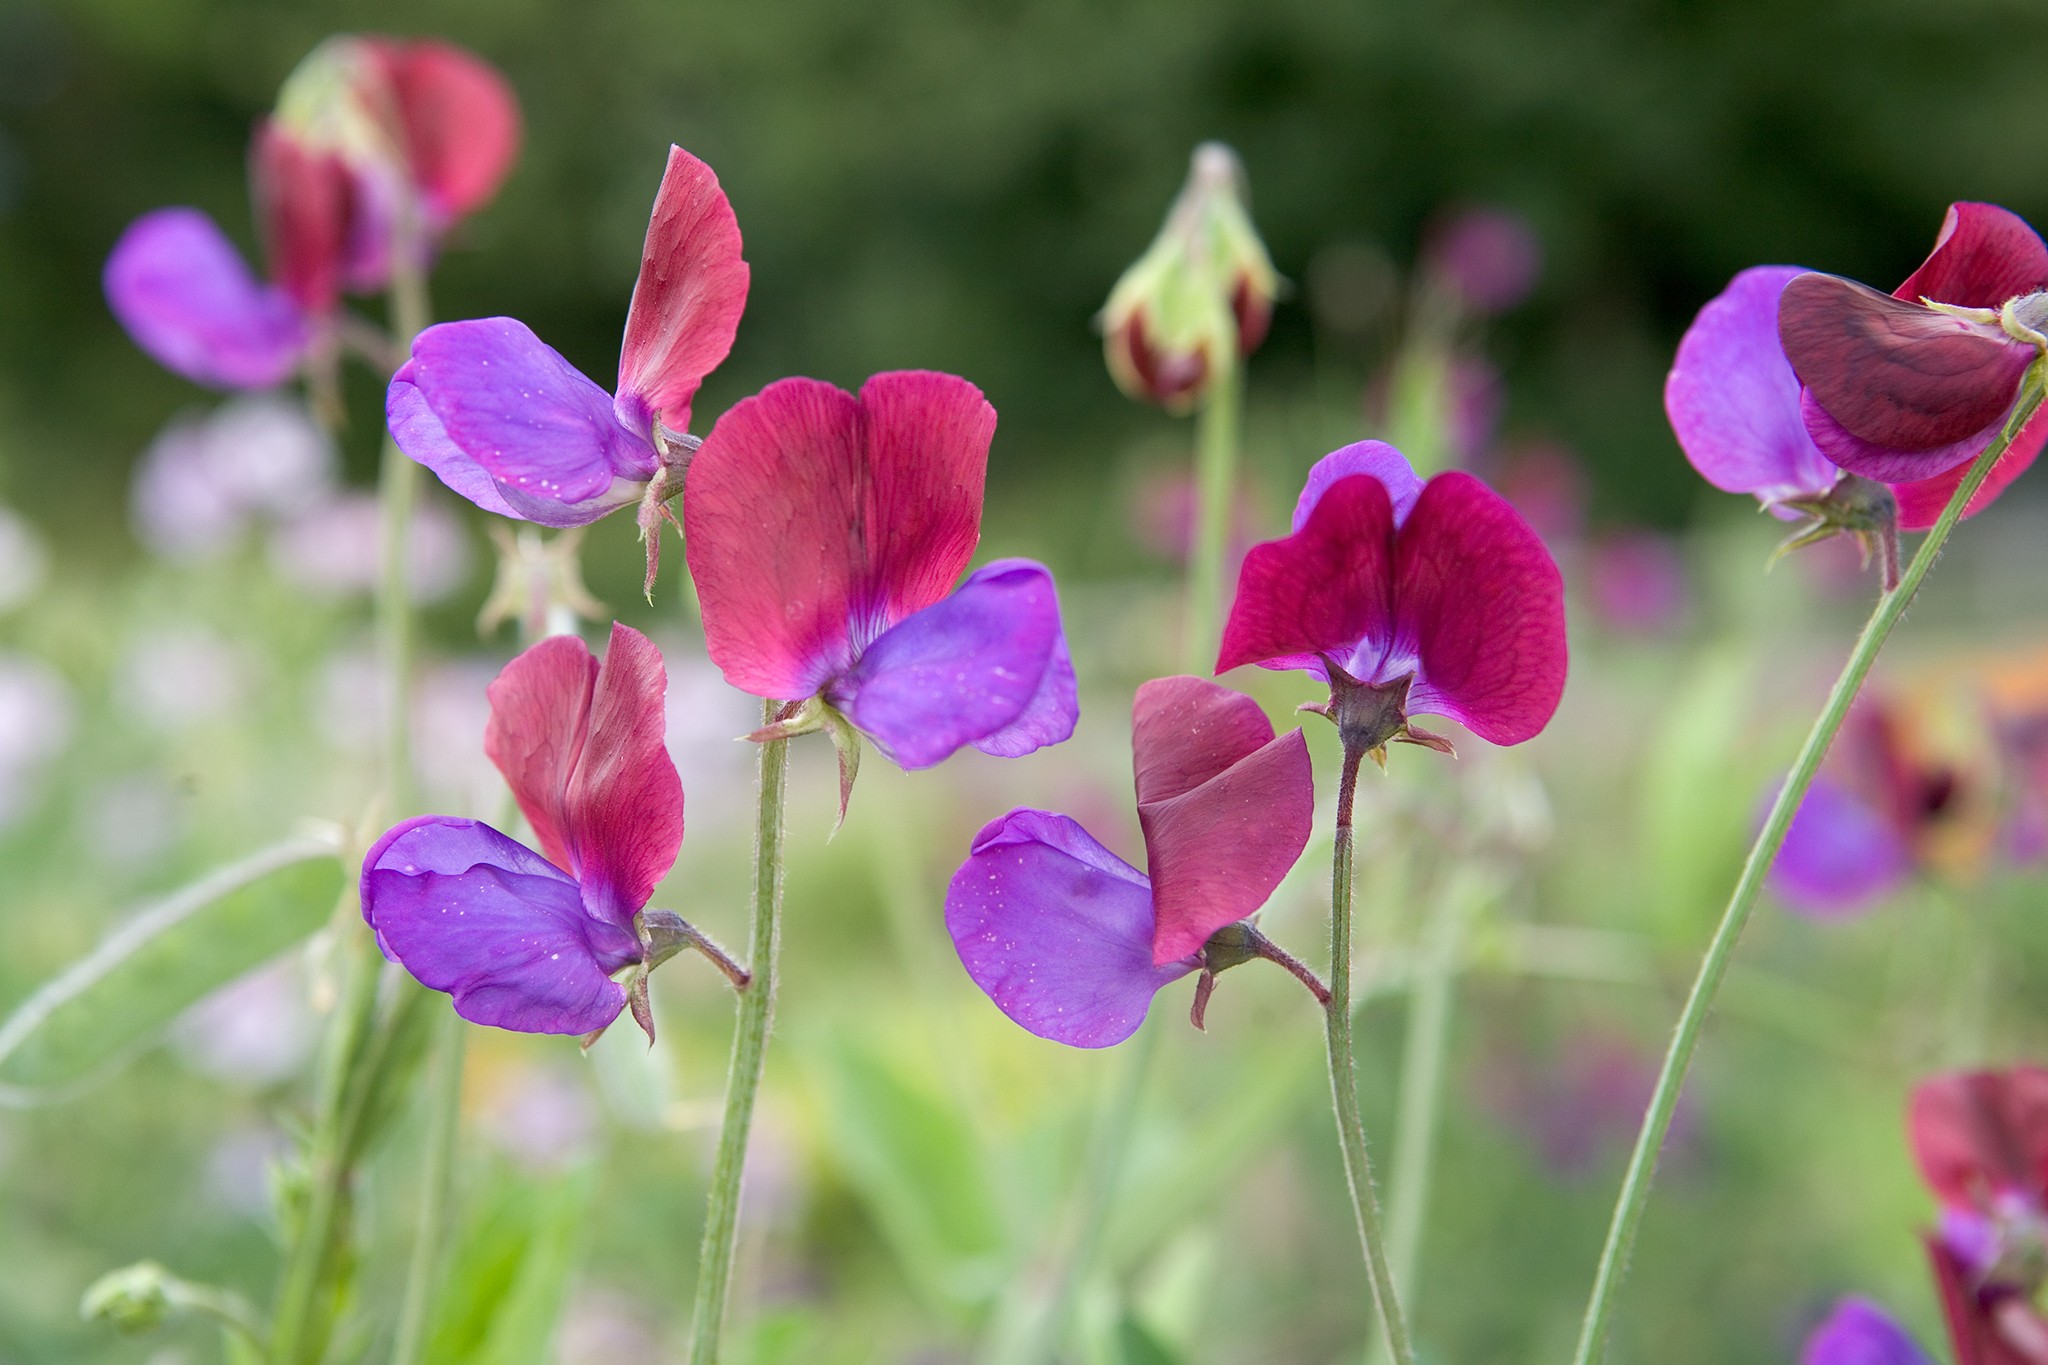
[1300,659,1457,769]
[635,429,703,600]
[477,524,605,640]
[1188,919,1330,1031]
[1771,472,1902,590]
[582,908,749,1051]
[744,696,864,832]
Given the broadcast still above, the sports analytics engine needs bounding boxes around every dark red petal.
[615,145,749,435]
[1891,401,2048,530]
[1216,474,1397,674]
[854,370,994,621]
[483,633,598,875]
[1132,674,1282,806]
[1926,1235,2048,1365]
[1394,472,1566,746]
[1896,202,2048,309]
[1909,1068,2048,1209]
[1780,272,2035,452]
[376,40,521,220]
[562,623,683,923]
[250,119,351,314]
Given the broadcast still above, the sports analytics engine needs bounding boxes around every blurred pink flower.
[1490,440,1588,545]
[130,394,335,559]
[1478,1030,1696,1179]
[269,491,471,603]
[475,1061,600,1171]
[1423,206,1542,316]
[1586,530,1691,636]
[0,653,69,826]
[174,959,319,1085]
[115,625,250,732]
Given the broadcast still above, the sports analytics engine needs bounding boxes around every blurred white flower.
[0,504,48,612]
[201,1124,290,1219]
[173,958,319,1086]
[475,1061,599,1172]
[79,771,181,867]
[269,492,471,604]
[412,658,498,812]
[115,625,248,732]
[311,644,383,756]
[131,394,336,561]
[0,652,70,826]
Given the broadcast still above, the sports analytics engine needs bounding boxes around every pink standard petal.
[376,40,522,223]
[1217,473,1398,675]
[1799,1298,1936,1365]
[560,623,683,920]
[104,208,309,389]
[614,145,749,436]
[483,633,598,875]
[1910,1068,2048,1210]
[1666,265,1841,503]
[1395,472,1567,746]
[944,809,1193,1048]
[1132,678,1313,964]
[1767,775,1910,918]
[1292,440,1424,531]
[1890,400,2048,530]
[1896,202,2048,309]
[361,816,636,1035]
[687,371,994,698]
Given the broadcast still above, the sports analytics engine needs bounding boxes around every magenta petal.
[104,208,309,389]
[484,633,596,876]
[1132,678,1314,964]
[1801,388,2011,486]
[377,40,523,223]
[360,816,635,1035]
[1395,472,1567,746]
[1896,202,2048,309]
[827,559,1070,770]
[1767,776,1910,918]
[1799,1298,1935,1365]
[1909,1068,2048,1210]
[614,145,749,436]
[395,318,653,526]
[1218,474,1397,675]
[1292,440,1424,531]
[1666,265,1841,503]
[944,809,1193,1048]
[1780,272,2035,461]
[1890,400,2048,530]
[687,371,994,698]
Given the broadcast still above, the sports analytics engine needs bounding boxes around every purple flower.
[361,623,729,1039]
[1422,206,1541,316]
[1586,530,1690,636]
[946,675,1314,1048]
[1217,441,1567,757]
[388,144,747,545]
[685,371,1077,792]
[1800,1298,1935,1365]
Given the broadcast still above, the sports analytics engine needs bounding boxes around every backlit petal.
[1890,401,2048,530]
[1895,202,2048,310]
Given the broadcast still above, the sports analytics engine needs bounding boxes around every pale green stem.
[389,1010,465,1365]
[687,701,791,1364]
[1568,382,2041,1365]
[1184,351,1241,673]
[1329,746,1416,1365]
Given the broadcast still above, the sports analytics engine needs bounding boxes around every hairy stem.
[1568,385,2039,1365]
[687,701,792,1364]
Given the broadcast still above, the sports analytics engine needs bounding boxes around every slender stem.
[1568,385,2039,1365]
[1328,746,1416,1365]
[389,1010,465,1365]
[687,702,791,1364]
[1185,351,1241,674]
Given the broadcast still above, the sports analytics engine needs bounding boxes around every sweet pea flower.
[1799,1298,1936,1365]
[946,675,1318,1048]
[1779,203,2048,499]
[1421,206,1542,318]
[1910,1068,2048,1365]
[360,623,742,1040]
[105,35,519,391]
[684,370,1077,809]
[1217,441,1566,763]
[389,144,747,585]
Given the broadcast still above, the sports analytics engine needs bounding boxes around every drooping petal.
[1910,1068,2048,1210]
[687,371,994,698]
[373,39,521,222]
[1781,272,2035,471]
[360,816,636,1035]
[1395,471,1567,746]
[826,559,1067,770]
[945,809,1193,1048]
[393,318,653,526]
[482,633,597,874]
[103,208,309,389]
[1666,265,1841,503]
[1768,776,1911,918]
[1896,202,2048,310]
[1800,1298,1936,1365]
[1131,677,1313,964]
[1292,440,1424,531]
[614,145,749,437]
[1217,473,1397,676]
[559,623,684,921]
[1890,401,2048,530]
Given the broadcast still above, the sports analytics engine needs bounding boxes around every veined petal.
[1395,471,1567,746]
[360,816,635,1036]
[944,809,1193,1049]
[687,371,994,698]
[104,208,309,390]
[1217,473,1397,676]
[1132,677,1313,965]
[615,145,749,436]
[1896,202,2048,310]
[1781,272,2035,463]
[1666,265,1841,503]
[827,559,1065,770]
[373,39,521,222]
[1292,440,1424,531]
[1910,1068,2048,1211]
[1768,776,1910,917]
[483,633,597,875]
[1890,401,2048,530]
[395,317,653,525]
[1802,389,2013,486]
[1800,1298,1936,1365]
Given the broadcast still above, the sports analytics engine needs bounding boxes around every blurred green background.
[7,1,2048,1362]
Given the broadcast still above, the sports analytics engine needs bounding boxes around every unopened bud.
[81,1263,176,1333]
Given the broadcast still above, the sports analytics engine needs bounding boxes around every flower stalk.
[1568,376,2045,1365]
[1185,350,1241,670]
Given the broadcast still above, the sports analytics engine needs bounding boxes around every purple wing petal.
[969,562,1079,758]
[1768,776,1911,918]
[827,559,1066,769]
[1217,474,1398,676]
[387,361,521,518]
[360,816,636,1035]
[395,318,653,526]
[1800,1298,1936,1365]
[104,208,309,389]
[1292,441,1425,531]
[1666,265,1841,503]
[1896,202,2048,309]
[944,809,1193,1048]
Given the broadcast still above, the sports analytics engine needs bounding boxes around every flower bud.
[81,1263,177,1333]
[1101,142,1280,413]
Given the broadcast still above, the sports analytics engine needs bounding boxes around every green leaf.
[0,835,345,1101]
[426,1164,597,1365]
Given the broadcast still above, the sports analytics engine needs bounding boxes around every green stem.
[687,701,792,1364]
[1184,352,1241,674]
[1328,745,1416,1365]
[389,1011,465,1365]
[1567,383,2040,1365]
